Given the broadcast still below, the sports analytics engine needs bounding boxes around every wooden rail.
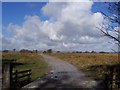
[106,66,120,89]
[12,69,31,88]
[2,61,32,90]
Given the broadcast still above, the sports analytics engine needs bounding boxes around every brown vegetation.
[49,53,119,80]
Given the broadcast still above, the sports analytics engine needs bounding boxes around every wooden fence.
[2,61,32,90]
[12,69,32,88]
[105,66,120,90]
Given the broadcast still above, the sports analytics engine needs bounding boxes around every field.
[49,52,119,80]
[2,52,48,81]
[2,52,119,81]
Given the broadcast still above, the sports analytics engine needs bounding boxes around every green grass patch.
[2,52,48,81]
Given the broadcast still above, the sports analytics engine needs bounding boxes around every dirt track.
[41,54,101,89]
[23,54,104,89]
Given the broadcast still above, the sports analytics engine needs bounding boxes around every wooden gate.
[12,69,31,88]
[2,60,32,90]
[106,65,120,90]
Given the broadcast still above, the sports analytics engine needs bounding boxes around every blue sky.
[2,2,111,26]
[0,2,2,50]
[2,2,107,37]
[2,2,47,26]
[2,2,118,51]
[2,2,107,25]
[2,2,48,38]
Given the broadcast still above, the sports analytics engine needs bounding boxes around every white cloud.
[2,2,118,52]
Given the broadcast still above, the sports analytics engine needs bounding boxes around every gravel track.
[22,54,104,89]
[41,54,100,89]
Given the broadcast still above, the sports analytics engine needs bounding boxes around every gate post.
[2,62,13,90]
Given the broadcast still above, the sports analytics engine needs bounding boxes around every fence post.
[2,63,13,90]
[10,63,13,90]
[112,73,116,88]
[15,70,18,85]
[27,70,31,83]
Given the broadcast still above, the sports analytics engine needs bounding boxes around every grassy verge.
[48,52,119,81]
[2,52,48,81]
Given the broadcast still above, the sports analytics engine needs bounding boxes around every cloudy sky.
[2,2,118,52]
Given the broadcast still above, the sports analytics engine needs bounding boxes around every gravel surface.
[22,54,104,90]
[41,54,102,89]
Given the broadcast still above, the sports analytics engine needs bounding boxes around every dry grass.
[49,53,119,80]
[2,52,48,81]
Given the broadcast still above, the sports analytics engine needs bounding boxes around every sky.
[0,1,2,51]
[2,2,118,52]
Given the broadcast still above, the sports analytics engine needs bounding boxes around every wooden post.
[15,70,18,86]
[109,67,113,89]
[112,73,116,88]
[28,71,30,83]
[10,63,13,89]
[2,63,13,90]
[112,67,118,89]
[27,70,31,83]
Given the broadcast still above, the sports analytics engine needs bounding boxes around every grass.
[2,52,48,81]
[2,52,119,81]
[48,52,119,80]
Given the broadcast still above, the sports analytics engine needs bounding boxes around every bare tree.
[97,2,120,48]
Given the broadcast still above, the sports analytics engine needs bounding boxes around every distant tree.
[91,51,96,53]
[13,48,16,52]
[47,49,52,53]
[99,51,106,53]
[33,50,38,53]
[76,51,79,53]
[57,51,60,53]
[2,50,9,53]
[85,51,89,53]
[43,51,47,53]
[20,49,32,53]
[35,50,38,53]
